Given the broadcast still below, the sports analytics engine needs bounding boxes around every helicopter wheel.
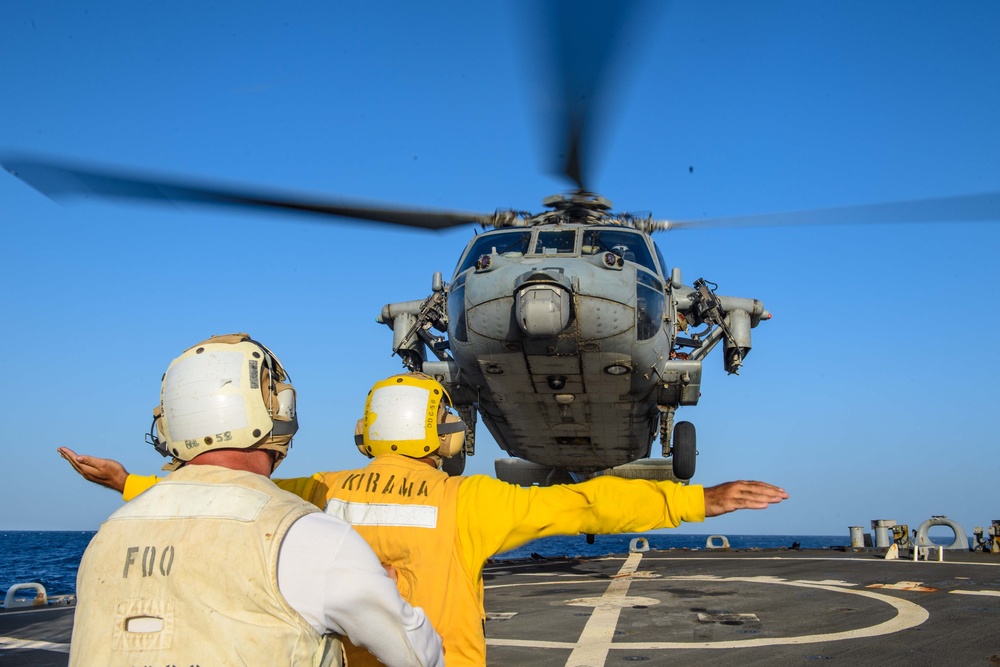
[442,450,466,476]
[671,421,696,481]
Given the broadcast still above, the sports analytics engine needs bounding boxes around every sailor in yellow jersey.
[62,372,789,666]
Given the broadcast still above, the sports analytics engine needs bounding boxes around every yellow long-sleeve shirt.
[124,455,705,665]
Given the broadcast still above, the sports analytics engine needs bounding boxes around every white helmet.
[147,333,297,471]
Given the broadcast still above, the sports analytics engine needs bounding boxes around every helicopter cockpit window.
[533,230,576,255]
[652,241,668,279]
[454,230,533,276]
[581,229,657,275]
[636,271,665,341]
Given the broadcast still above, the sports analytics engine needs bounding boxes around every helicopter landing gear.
[443,450,466,476]
[671,421,696,481]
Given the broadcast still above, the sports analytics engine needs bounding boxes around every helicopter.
[4,3,999,487]
[374,191,770,483]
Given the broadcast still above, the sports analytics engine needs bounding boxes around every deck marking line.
[0,636,71,653]
[698,612,759,623]
[566,595,659,609]
[792,579,855,587]
[487,612,519,620]
[950,590,1000,597]
[565,551,643,667]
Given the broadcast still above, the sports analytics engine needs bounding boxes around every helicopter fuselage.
[450,224,673,472]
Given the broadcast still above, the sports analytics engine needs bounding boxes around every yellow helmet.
[148,333,298,471]
[356,373,465,459]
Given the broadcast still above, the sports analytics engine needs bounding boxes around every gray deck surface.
[483,547,1000,666]
[3,547,999,666]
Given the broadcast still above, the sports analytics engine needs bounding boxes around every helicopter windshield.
[455,227,660,276]
[581,229,658,275]
[455,230,532,275]
[533,230,576,254]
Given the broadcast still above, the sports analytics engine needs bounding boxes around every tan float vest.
[324,456,482,666]
[70,465,342,667]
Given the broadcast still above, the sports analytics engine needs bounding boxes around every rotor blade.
[661,191,1000,231]
[540,0,648,191]
[2,155,495,230]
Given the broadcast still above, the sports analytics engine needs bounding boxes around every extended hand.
[703,480,789,517]
[58,447,129,493]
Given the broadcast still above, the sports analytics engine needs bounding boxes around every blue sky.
[2,2,998,537]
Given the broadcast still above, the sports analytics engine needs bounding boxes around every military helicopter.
[4,3,999,486]
[374,190,771,483]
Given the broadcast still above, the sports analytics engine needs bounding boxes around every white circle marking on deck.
[486,556,930,654]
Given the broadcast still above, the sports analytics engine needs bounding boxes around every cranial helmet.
[355,373,465,459]
[147,333,298,471]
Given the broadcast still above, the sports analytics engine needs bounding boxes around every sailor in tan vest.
[68,334,443,667]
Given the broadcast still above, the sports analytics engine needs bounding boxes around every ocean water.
[0,530,849,599]
[0,531,95,598]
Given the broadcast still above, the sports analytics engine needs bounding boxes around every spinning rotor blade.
[541,0,648,191]
[660,191,1000,232]
[2,156,495,230]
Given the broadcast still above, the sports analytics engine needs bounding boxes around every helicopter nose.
[515,283,572,337]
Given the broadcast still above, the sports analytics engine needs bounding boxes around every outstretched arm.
[703,480,788,517]
[57,447,129,493]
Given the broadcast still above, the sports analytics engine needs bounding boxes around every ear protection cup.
[355,418,372,458]
[437,413,466,458]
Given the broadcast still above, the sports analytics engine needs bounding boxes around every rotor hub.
[536,191,614,225]
[542,191,612,212]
